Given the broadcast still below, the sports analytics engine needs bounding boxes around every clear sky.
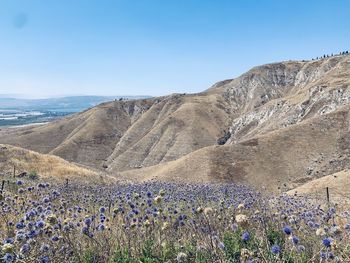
[0,0,349,98]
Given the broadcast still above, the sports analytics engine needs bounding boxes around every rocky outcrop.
[216,56,350,143]
[217,130,231,145]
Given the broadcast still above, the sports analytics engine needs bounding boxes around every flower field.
[0,177,350,262]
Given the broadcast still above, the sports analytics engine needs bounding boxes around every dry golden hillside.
[105,91,229,171]
[0,144,113,183]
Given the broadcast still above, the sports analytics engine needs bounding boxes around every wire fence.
[290,186,350,209]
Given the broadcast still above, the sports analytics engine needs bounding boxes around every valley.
[0,110,70,127]
[0,96,151,127]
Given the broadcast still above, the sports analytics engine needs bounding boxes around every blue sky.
[0,0,349,98]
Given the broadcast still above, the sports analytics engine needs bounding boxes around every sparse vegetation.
[311,50,349,61]
[28,171,39,180]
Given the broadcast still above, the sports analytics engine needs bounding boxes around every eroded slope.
[118,106,350,193]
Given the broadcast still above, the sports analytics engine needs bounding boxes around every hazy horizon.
[1,0,350,98]
[0,93,152,99]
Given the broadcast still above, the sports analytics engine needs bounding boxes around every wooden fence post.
[108,200,112,214]
[1,180,4,192]
[326,187,335,224]
[326,187,330,206]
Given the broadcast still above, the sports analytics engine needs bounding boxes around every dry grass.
[0,144,115,184]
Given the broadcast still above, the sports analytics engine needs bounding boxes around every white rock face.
[218,55,350,143]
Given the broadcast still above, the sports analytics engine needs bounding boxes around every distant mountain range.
[0,95,152,112]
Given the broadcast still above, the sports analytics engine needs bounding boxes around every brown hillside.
[0,91,230,171]
[105,91,229,171]
[0,144,112,183]
[118,105,350,193]
[0,99,154,168]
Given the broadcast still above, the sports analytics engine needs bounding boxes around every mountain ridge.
[1,55,350,194]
